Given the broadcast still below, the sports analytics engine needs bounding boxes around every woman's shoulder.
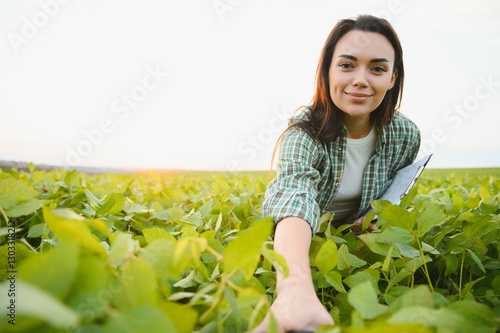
[388,112,420,135]
[288,105,313,126]
[278,106,326,161]
[282,106,316,142]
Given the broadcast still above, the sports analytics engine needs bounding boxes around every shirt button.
[335,182,340,187]
[338,147,342,151]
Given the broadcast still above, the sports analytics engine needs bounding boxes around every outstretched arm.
[252,217,334,333]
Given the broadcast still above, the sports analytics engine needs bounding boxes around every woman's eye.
[372,66,388,73]
[339,62,353,69]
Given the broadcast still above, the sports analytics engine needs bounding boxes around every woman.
[253,15,421,333]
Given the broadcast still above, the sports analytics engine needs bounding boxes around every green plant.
[0,168,499,332]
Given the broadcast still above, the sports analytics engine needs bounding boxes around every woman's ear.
[388,70,398,90]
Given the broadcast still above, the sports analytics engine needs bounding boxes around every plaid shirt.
[261,108,421,234]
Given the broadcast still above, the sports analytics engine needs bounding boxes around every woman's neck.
[343,115,373,139]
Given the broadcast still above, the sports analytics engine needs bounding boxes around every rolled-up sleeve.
[261,127,322,233]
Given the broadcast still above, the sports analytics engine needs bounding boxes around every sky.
[1,0,499,171]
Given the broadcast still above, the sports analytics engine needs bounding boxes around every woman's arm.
[252,217,334,333]
[274,217,315,292]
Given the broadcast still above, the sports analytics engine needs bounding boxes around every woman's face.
[329,30,397,124]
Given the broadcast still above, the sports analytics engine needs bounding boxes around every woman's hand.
[251,275,333,333]
[351,215,378,235]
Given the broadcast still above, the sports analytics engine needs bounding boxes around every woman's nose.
[352,69,368,87]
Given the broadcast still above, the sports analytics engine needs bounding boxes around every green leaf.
[26,223,46,238]
[85,188,104,206]
[421,241,439,254]
[111,257,159,311]
[467,249,486,273]
[404,255,432,274]
[362,210,378,231]
[394,242,420,258]
[64,169,80,188]
[371,199,392,212]
[347,281,387,320]
[384,286,411,305]
[0,242,34,280]
[386,268,412,290]
[325,270,346,293]
[382,246,394,272]
[103,305,176,333]
[0,227,20,237]
[142,227,176,243]
[261,246,289,279]
[224,218,273,279]
[445,252,459,276]
[400,185,418,209]
[417,202,445,237]
[343,270,379,291]
[389,285,434,313]
[379,205,417,231]
[107,232,140,268]
[315,239,339,275]
[167,207,185,220]
[140,238,179,280]
[461,276,486,299]
[442,300,497,332]
[492,275,500,295]
[158,301,198,333]
[174,236,208,277]
[181,225,199,238]
[358,233,395,257]
[214,212,223,232]
[198,199,213,217]
[18,241,79,299]
[0,280,79,330]
[479,185,491,202]
[79,324,107,333]
[43,207,106,257]
[337,244,367,270]
[0,169,18,179]
[173,269,196,288]
[66,255,112,319]
[377,226,415,244]
[0,178,44,218]
[153,210,169,221]
[96,192,125,215]
[388,306,441,327]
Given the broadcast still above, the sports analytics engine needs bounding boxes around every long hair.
[280,15,405,148]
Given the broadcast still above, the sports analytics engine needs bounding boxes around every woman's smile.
[344,91,374,102]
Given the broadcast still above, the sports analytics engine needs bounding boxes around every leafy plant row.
[0,166,499,332]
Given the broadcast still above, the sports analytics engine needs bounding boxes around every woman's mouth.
[345,92,373,102]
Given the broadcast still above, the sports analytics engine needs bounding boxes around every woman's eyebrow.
[338,54,390,63]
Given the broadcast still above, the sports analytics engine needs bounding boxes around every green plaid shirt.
[262,109,421,234]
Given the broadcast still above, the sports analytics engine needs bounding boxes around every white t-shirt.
[328,126,376,222]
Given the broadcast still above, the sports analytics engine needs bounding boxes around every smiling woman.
[254,14,420,333]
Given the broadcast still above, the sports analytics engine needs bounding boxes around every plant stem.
[417,238,434,293]
[459,251,465,299]
[0,206,8,226]
[206,245,223,262]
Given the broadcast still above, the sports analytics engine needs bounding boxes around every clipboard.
[360,154,433,216]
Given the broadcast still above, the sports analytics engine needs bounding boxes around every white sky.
[1,0,499,171]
